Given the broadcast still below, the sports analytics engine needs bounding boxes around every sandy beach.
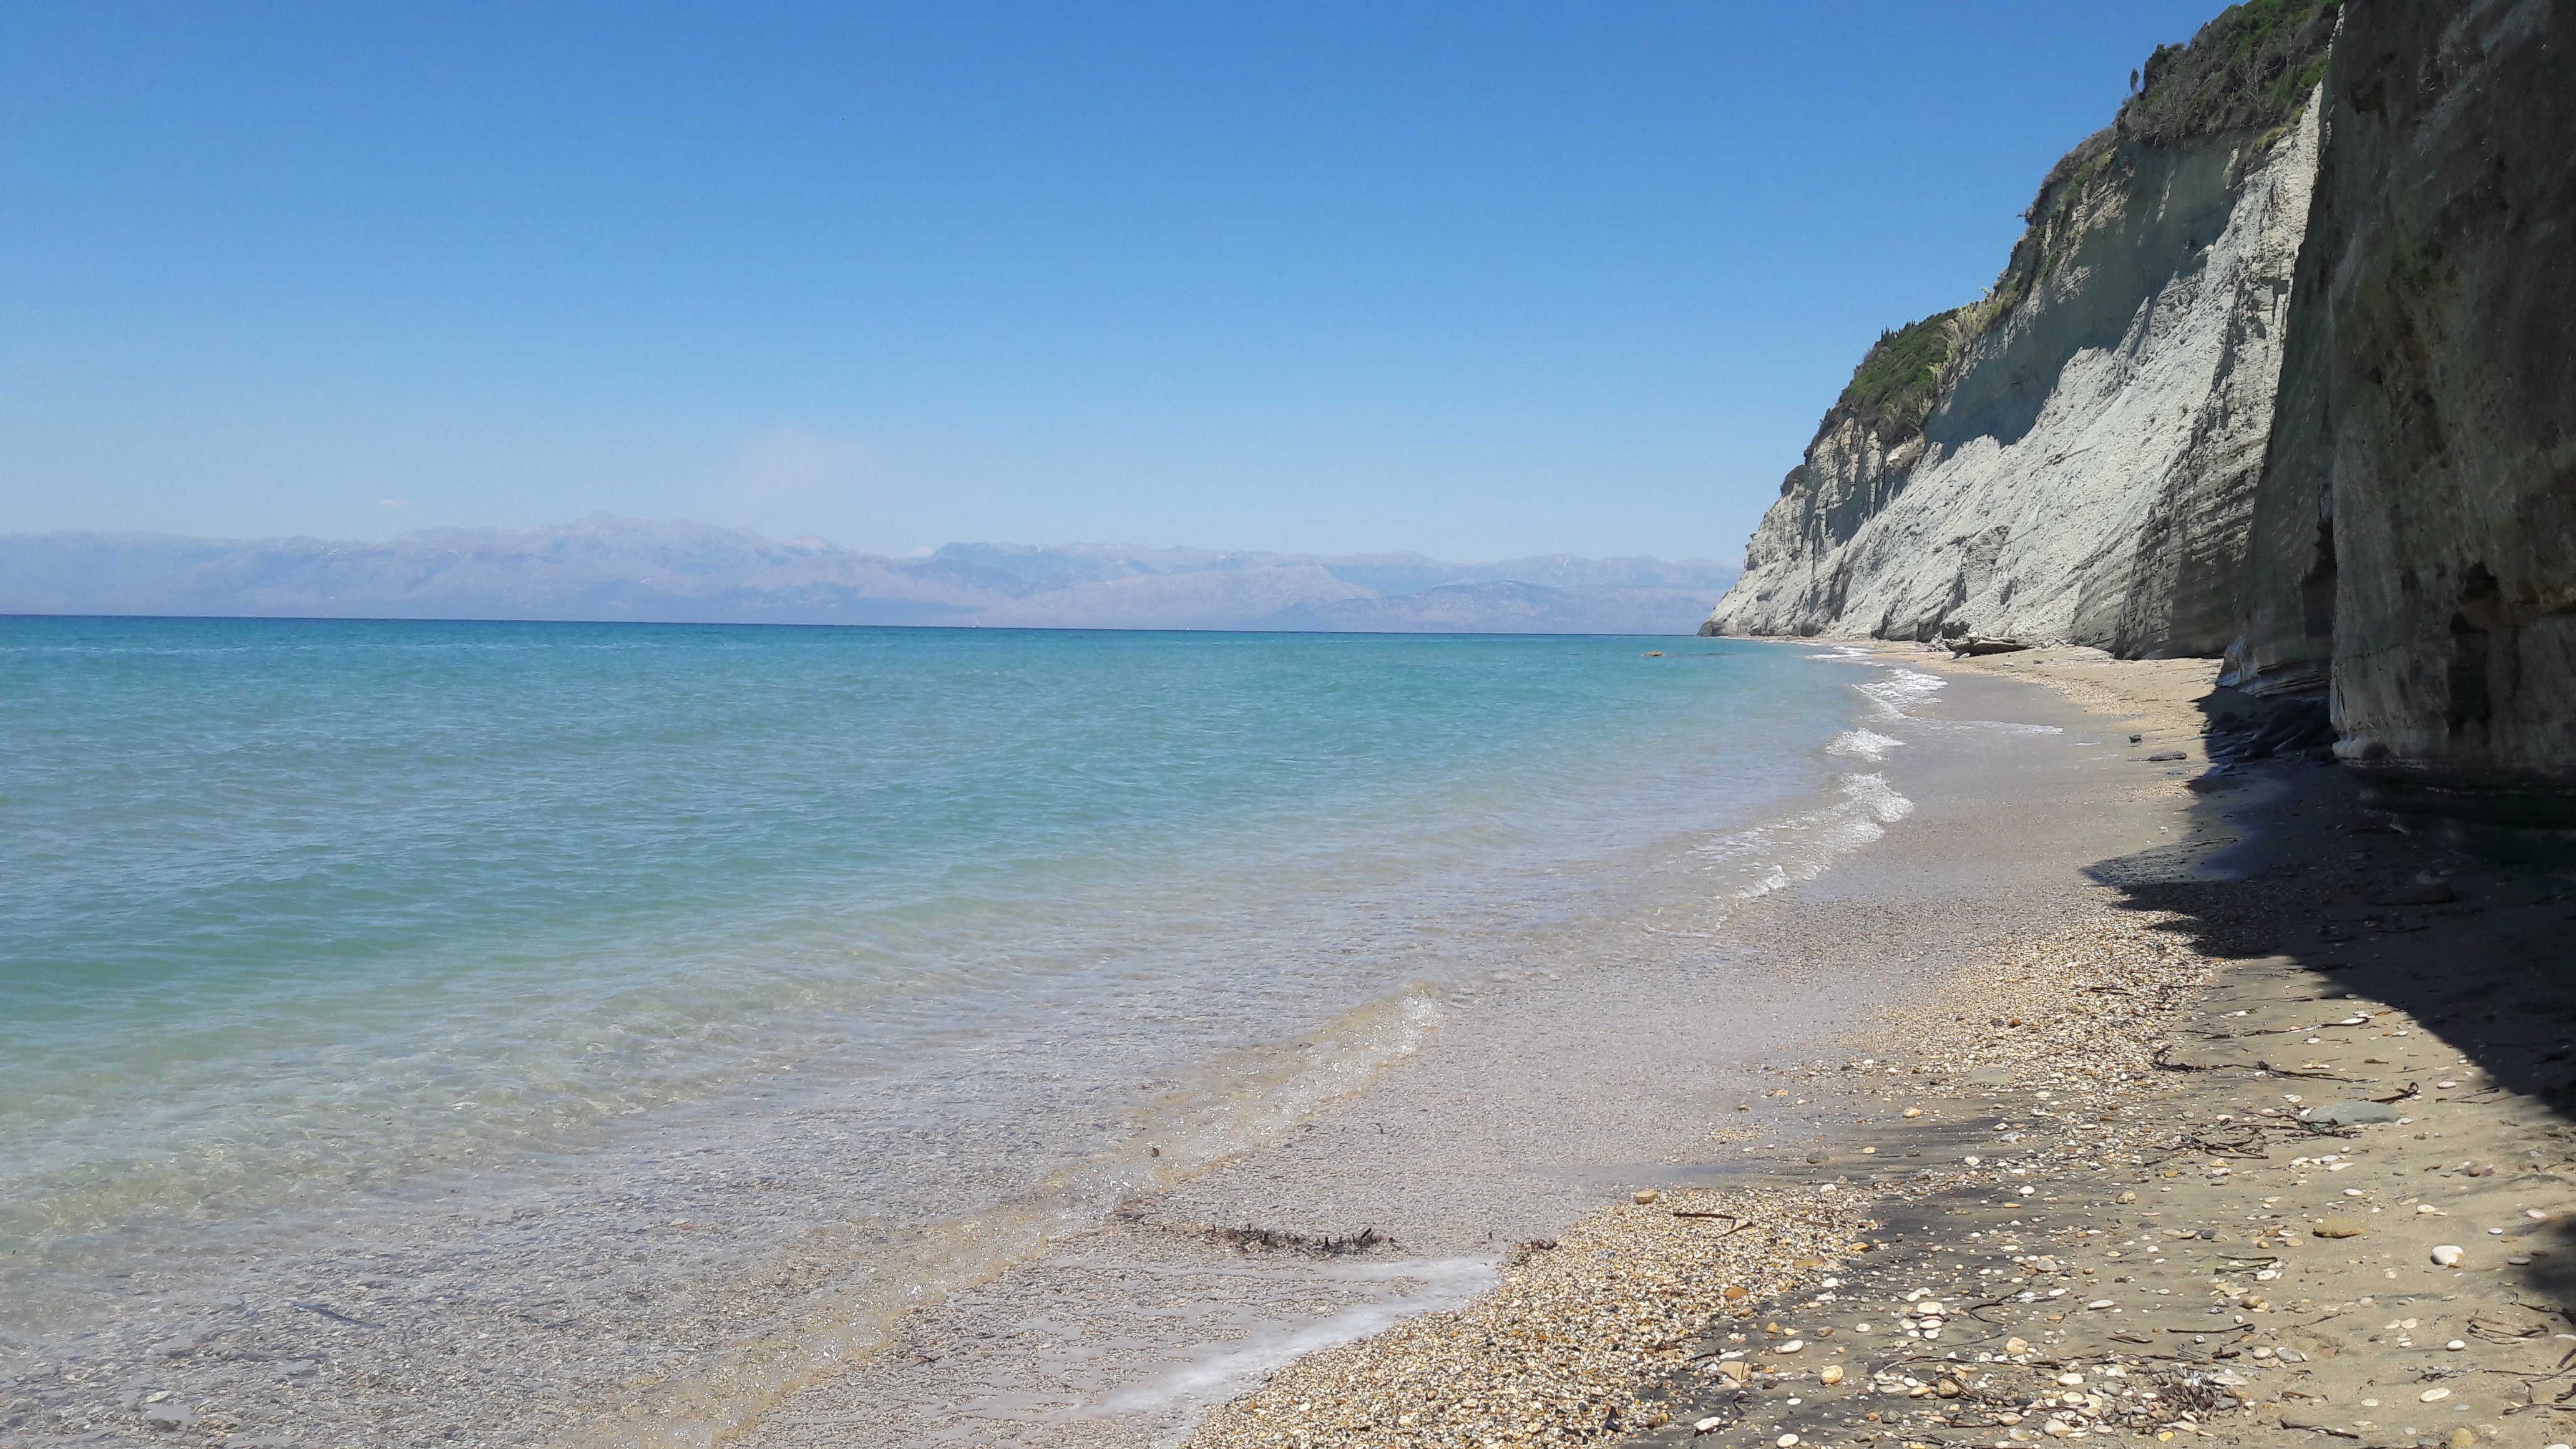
[1161,645,2576,1449]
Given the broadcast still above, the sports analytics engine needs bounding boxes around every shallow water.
[0,618,1906,1442]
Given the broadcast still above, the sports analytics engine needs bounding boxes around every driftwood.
[1946,637,2033,656]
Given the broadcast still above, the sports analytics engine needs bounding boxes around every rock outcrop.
[1711,0,2576,815]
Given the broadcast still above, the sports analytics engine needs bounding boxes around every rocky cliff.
[1710,0,2576,814]
[2234,0,2576,814]
[1709,1,2339,654]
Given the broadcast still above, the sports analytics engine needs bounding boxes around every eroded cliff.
[1709,1,2338,653]
[1711,0,2575,812]
[2235,0,2576,811]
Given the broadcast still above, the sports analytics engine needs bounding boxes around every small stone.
[1634,1189,1659,1204]
[1696,1417,1727,1432]
[2057,1373,2086,1387]
[2276,1349,2306,1363]
[1778,1339,1805,1354]
[2086,1299,2114,1310]
[2420,1387,2452,1402]
[2448,1430,2478,1449]
[2117,1191,2137,1204]
[1903,1108,1923,1118]
[2313,1219,2366,1239]
[1820,1365,1845,1385]
[1778,1436,1800,1447]
[2006,1337,2032,1354]
[2467,1163,2497,1178]
[1936,1380,1961,1398]
[2446,1339,2467,1350]
[1807,1153,1826,1164]
[2431,1244,2466,1266]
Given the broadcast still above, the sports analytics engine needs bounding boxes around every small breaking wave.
[1693,769,1917,904]
[1826,728,1905,763]
[1855,667,1946,720]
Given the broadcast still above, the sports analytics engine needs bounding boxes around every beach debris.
[1946,637,2031,656]
[1201,1223,1391,1256]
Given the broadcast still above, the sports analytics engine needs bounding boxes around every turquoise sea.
[0,616,1916,1439]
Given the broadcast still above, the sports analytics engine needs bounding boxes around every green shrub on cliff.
[1793,0,2342,475]
[1984,0,2339,326]
[2117,0,2340,146]
[1830,310,1963,446]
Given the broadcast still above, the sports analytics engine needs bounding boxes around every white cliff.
[1708,90,2322,656]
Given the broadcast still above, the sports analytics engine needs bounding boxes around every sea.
[0,615,1934,1444]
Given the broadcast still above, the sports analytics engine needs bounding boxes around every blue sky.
[2,2,2225,561]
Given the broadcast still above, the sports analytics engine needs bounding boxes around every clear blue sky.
[2,2,2224,561]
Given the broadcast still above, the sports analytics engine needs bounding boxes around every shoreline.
[733,643,2206,1446]
[1178,645,2576,1448]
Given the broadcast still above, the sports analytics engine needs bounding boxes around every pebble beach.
[1178,646,2576,1449]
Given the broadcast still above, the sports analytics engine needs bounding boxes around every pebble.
[2312,1218,2366,1238]
[2432,1244,2466,1266]
[1633,1189,1659,1204]
[2421,1387,2453,1402]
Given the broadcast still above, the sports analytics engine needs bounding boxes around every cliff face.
[1710,0,2576,815]
[1715,109,2319,655]
[1710,0,2342,653]
[2235,0,2576,811]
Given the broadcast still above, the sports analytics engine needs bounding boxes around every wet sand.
[738,650,2201,1447]
[1181,645,2576,1449]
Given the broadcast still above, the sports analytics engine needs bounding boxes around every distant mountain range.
[0,515,1739,635]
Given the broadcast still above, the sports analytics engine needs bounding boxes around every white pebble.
[2431,1244,2465,1266]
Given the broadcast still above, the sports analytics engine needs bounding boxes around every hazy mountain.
[0,514,1738,635]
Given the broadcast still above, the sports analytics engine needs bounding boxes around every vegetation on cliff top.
[1828,311,1964,447]
[1992,0,2339,316]
[1793,1,2340,471]
[2117,0,2341,147]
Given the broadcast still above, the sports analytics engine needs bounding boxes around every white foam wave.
[1855,666,1946,720]
[1826,728,1905,763]
[1074,1256,1498,1418]
[1692,770,1916,903]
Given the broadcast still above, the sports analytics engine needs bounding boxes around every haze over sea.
[0,615,1928,1435]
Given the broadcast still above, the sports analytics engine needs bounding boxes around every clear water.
[0,616,1889,1414]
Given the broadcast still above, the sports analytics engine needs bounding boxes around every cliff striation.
[1710,0,2338,655]
[1711,0,2575,814]
[2235,0,2576,813]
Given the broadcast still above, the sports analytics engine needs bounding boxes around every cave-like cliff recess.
[1709,0,2575,814]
